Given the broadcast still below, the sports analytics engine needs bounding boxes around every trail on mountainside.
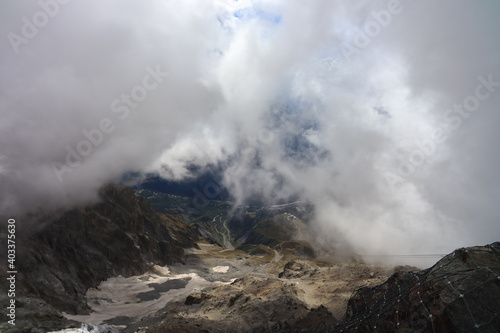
[213,215,234,249]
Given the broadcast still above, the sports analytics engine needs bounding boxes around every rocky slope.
[146,275,337,333]
[337,242,500,332]
[0,184,199,333]
[28,240,389,332]
[1,183,498,333]
[128,242,500,333]
[135,187,315,253]
[132,243,392,333]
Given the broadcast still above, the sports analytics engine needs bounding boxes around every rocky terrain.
[0,184,199,332]
[30,241,390,332]
[135,187,315,252]
[1,184,498,333]
[137,244,393,333]
[337,242,500,332]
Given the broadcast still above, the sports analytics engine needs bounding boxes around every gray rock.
[337,242,500,332]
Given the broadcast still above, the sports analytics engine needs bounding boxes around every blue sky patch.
[233,7,282,24]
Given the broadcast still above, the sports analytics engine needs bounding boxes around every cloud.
[1,0,499,265]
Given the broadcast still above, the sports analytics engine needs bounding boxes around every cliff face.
[0,184,199,332]
[337,242,500,332]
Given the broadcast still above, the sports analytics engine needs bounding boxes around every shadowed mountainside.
[0,184,199,332]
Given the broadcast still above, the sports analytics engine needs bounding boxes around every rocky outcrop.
[0,184,199,332]
[279,260,319,279]
[145,275,337,333]
[337,242,500,332]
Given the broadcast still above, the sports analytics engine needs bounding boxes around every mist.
[1,0,499,265]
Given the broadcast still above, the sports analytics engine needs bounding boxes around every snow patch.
[212,266,229,273]
[62,267,211,324]
[48,323,120,333]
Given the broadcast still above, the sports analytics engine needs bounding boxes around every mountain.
[135,170,230,202]
[0,184,199,332]
[1,182,498,333]
[135,186,316,257]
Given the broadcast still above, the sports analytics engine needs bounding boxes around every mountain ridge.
[0,183,199,332]
[2,183,499,333]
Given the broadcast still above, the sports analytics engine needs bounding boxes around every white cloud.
[1,0,499,264]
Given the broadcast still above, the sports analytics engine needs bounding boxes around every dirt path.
[214,216,234,249]
[272,249,282,263]
[222,217,234,249]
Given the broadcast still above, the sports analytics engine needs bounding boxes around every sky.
[1,0,499,266]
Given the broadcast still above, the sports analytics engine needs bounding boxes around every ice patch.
[48,323,120,333]
[63,268,211,324]
[150,264,170,276]
[212,266,229,273]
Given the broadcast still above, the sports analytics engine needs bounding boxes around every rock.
[184,292,210,305]
[293,305,338,332]
[337,242,500,332]
[279,261,319,279]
